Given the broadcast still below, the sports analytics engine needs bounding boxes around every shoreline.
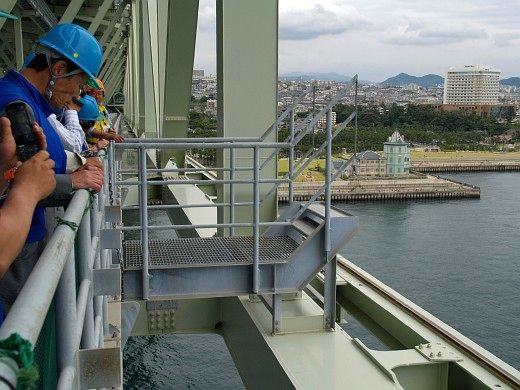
[278,175,480,202]
[411,159,520,172]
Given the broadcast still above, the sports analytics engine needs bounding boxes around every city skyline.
[194,0,520,81]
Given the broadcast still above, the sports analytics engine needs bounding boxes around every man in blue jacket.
[0,23,105,308]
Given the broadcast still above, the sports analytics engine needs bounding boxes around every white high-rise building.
[443,65,500,105]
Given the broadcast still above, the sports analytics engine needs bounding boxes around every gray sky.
[194,0,519,81]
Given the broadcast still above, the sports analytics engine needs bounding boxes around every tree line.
[188,103,517,157]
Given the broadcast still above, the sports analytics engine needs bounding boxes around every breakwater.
[411,159,520,172]
[278,176,480,202]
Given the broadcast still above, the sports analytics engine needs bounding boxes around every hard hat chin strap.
[40,50,83,101]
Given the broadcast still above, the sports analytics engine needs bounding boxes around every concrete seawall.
[278,176,480,202]
[411,159,520,172]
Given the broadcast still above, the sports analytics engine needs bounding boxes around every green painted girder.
[159,0,199,165]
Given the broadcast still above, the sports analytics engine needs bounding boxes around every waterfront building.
[384,131,410,175]
[351,150,387,176]
[443,65,500,105]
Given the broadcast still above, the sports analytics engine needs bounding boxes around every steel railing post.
[324,110,332,252]
[289,109,295,204]
[253,146,260,293]
[109,141,116,204]
[55,249,77,371]
[323,108,336,330]
[229,146,235,236]
[139,146,150,299]
[79,208,96,348]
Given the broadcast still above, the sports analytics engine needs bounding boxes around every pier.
[411,159,520,172]
[278,175,480,202]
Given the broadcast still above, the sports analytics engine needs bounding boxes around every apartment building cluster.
[191,67,518,120]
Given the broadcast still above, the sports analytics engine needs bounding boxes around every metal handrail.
[0,117,122,389]
[0,186,112,389]
[113,79,358,302]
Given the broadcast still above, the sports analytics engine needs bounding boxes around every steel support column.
[160,0,199,165]
[136,0,145,132]
[140,0,157,137]
[216,0,278,231]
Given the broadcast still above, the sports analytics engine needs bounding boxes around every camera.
[4,101,40,161]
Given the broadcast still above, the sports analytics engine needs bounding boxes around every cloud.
[381,21,487,46]
[279,3,370,40]
[493,32,520,47]
[197,1,216,32]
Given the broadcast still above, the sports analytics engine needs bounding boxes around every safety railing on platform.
[113,76,358,301]
[0,132,122,390]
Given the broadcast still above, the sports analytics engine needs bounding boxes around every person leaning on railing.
[84,78,125,145]
[0,23,105,312]
[0,118,55,276]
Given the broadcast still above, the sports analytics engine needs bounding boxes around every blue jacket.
[0,69,67,242]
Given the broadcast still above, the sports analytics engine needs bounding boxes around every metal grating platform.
[123,236,299,269]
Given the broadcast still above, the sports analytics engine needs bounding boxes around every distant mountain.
[500,77,520,87]
[381,73,444,87]
[280,72,352,82]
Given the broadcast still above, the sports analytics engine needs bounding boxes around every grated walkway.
[123,236,298,269]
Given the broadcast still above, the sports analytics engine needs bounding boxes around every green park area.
[278,158,329,181]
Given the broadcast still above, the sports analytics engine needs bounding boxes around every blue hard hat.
[36,23,103,89]
[78,95,103,121]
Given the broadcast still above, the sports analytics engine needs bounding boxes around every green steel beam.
[99,0,128,47]
[58,0,86,24]
[88,0,113,34]
[137,0,145,132]
[0,0,18,30]
[153,0,168,140]
[106,73,124,102]
[216,0,278,229]
[160,0,199,166]
[13,10,23,69]
[147,0,163,138]
[140,0,158,137]
[104,59,124,95]
[0,40,14,69]
[101,15,128,65]
[0,10,16,20]
[126,21,136,128]
[100,42,126,80]
[221,297,295,389]
[130,0,140,133]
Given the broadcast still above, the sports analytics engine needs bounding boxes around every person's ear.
[50,60,68,77]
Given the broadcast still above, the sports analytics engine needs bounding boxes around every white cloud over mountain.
[193,0,520,80]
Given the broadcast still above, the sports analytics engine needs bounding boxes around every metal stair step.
[123,236,299,269]
[304,202,350,219]
[291,217,320,237]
